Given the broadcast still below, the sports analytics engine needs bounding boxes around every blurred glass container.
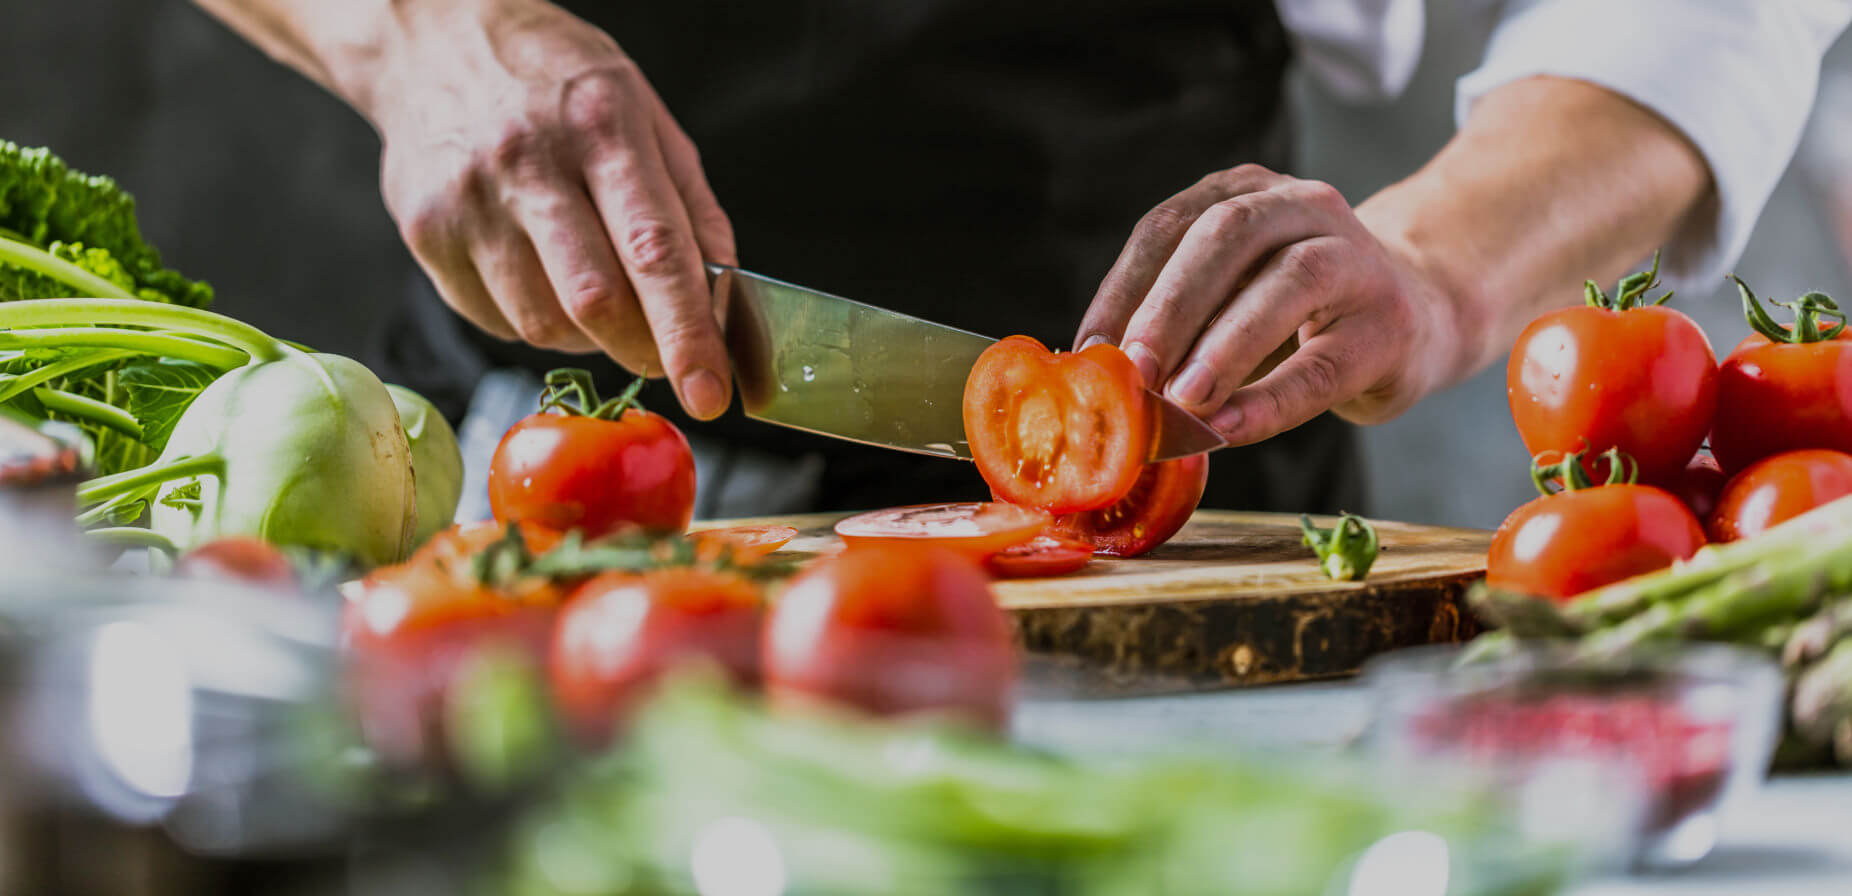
[1364,642,1784,871]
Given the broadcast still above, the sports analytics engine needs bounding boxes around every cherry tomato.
[341,530,571,765]
[1507,263,1716,484]
[550,569,763,746]
[984,534,1094,578]
[834,502,1049,558]
[1709,283,1852,474]
[1709,449,1852,542]
[1487,482,1705,602]
[691,524,799,562]
[1050,455,1208,557]
[174,536,296,588]
[963,335,1150,514]
[763,544,1015,728]
[1651,453,1727,524]
[488,370,696,537]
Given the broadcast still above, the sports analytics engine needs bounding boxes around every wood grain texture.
[696,510,1490,694]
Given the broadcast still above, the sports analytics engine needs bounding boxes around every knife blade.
[708,264,1226,461]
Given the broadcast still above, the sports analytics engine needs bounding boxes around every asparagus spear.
[1783,598,1852,669]
[1466,583,1583,638]
[1792,638,1852,744]
[1561,494,1852,628]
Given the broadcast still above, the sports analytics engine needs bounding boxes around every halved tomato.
[835,502,1049,558]
[984,534,1094,578]
[692,524,799,562]
[1052,455,1209,557]
[963,335,1151,514]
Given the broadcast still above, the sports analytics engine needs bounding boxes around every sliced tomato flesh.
[1053,455,1208,558]
[964,335,1151,514]
[693,524,800,561]
[984,534,1094,578]
[835,502,1050,559]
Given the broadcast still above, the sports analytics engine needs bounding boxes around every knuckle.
[559,272,622,322]
[1137,203,1196,242]
[1200,198,1258,241]
[1287,178,1346,211]
[508,309,572,349]
[1277,241,1338,293]
[1212,163,1276,192]
[560,68,636,137]
[396,199,453,256]
[482,123,555,178]
[621,220,687,278]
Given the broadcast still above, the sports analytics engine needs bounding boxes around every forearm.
[192,0,463,124]
[1358,75,1712,386]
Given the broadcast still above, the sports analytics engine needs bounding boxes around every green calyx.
[1300,512,1379,582]
[1584,251,1674,311]
[1733,275,1847,344]
[1530,446,1636,496]
[537,367,648,421]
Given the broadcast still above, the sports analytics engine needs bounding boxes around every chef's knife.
[707,264,1226,461]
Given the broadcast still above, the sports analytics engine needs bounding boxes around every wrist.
[1358,188,1494,395]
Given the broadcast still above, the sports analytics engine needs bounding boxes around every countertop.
[1015,679,1852,894]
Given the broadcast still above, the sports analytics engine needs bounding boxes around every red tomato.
[834,502,1049,558]
[1487,483,1706,602]
[763,544,1015,728]
[691,524,799,562]
[984,534,1094,578]
[341,536,570,765]
[1507,276,1716,484]
[1709,449,1852,542]
[488,406,695,537]
[1710,330,1852,475]
[1051,455,1208,557]
[550,569,763,746]
[963,335,1151,514]
[1651,453,1728,524]
[174,536,296,588]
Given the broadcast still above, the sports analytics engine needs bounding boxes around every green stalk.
[85,527,178,556]
[33,387,142,438]
[0,235,137,301]
[0,348,135,403]
[76,490,151,527]
[0,299,284,363]
[77,453,221,506]
[0,329,246,370]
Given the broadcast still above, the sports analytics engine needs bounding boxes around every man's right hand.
[361,0,734,418]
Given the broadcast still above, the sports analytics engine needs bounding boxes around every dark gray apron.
[377,0,1366,517]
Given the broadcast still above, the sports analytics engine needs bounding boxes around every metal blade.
[710,265,1227,461]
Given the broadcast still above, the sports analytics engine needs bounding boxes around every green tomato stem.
[77,453,222,506]
[0,348,136,403]
[1734,275,1847,344]
[33,386,142,438]
[0,235,137,301]
[85,526,178,556]
[0,299,283,363]
[1299,512,1379,581]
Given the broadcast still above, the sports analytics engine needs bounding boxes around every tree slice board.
[694,510,1489,695]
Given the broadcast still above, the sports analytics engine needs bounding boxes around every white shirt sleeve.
[1456,0,1852,291]
[1275,0,1426,103]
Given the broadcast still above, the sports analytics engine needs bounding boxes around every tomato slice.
[963,335,1151,514]
[693,524,800,561]
[984,534,1094,578]
[835,502,1049,558]
[1051,455,1208,557]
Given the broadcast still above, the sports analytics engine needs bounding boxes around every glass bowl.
[1362,641,1784,871]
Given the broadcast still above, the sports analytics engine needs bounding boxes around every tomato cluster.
[1496,263,1852,601]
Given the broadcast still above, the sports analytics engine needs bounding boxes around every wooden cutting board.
[695,511,1490,695]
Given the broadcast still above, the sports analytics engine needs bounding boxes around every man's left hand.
[1074,164,1466,446]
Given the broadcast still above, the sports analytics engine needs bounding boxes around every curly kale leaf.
[0,140,213,307]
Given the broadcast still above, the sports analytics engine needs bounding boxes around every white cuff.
[1456,0,1852,292]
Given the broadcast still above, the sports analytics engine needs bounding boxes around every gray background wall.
[6,0,1851,530]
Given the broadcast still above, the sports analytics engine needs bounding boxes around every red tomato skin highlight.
[1052,455,1208,558]
[1507,305,1717,484]
[1710,332,1852,475]
[763,545,1016,729]
[1487,484,1706,602]
[549,570,763,747]
[488,410,696,537]
[1708,449,1852,542]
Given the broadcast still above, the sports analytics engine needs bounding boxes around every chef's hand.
[1074,164,1464,446]
[365,0,734,418]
